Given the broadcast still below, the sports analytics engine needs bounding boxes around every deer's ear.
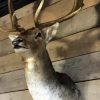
[45,22,59,43]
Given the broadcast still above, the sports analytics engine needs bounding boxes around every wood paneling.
[0,51,100,93]
[53,51,100,82]
[0,0,100,98]
[0,39,14,57]
[0,27,100,61]
[0,90,33,100]
[83,0,100,8]
[0,80,100,100]
[0,54,24,74]
[48,27,100,61]
[0,70,27,93]
[77,80,100,100]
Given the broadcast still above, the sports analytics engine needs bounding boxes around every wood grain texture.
[0,80,100,100]
[0,70,27,93]
[47,27,100,61]
[0,0,100,97]
[0,27,100,61]
[0,39,14,57]
[53,51,100,82]
[56,4,100,39]
[0,90,33,100]
[83,0,100,9]
[0,54,24,74]
[0,51,100,93]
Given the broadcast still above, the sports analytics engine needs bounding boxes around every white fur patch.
[8,34,18,41]
[15,48,28,53]
[52,22,59,36]
[46,22,59,42]
[26,57,35,70]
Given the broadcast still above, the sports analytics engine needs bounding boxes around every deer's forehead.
[23,28,40,36]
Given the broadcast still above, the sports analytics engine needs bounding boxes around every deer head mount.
[8,0,82,55]
[8,0,59,56]
[7,2,81,100]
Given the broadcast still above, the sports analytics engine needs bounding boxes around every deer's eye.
[35,32,42,39]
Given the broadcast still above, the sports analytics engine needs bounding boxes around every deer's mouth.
[9,35,29,52]
[12,39,29,53]
[12,40,26,49]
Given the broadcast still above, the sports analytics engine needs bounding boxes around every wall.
[0,0,100,100]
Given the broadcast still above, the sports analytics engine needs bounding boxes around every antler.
[8,0,19,31]
[34,0,45,27]
[40,7,82,28]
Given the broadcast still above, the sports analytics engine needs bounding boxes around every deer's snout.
[12,37,23,48]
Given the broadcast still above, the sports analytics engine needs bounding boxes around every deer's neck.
[25,50,56,84]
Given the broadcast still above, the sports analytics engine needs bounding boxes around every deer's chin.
[14,48,29,53]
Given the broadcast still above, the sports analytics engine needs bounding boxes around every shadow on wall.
[52,3,100,100]
[52,3,100,75]
[95,3,100,26]
[53,28,100,100]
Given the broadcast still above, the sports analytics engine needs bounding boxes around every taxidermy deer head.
[8,0,59,57]
[6,1,81,100]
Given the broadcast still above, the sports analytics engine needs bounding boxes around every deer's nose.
[12,37,23,48]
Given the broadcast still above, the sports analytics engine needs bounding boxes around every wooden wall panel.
[53,51,100,82]
[0,90,33,100]
[77,80,100,100]
[0,70,27,93]
[0,80,100,100]
[0,54,24,74]
[47,27,100,61]
[0,39,14,56]
[83,0,100,8]
[0,0,100,99]
[0,51,100,93]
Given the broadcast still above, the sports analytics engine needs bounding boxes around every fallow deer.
[7,0,81,100]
